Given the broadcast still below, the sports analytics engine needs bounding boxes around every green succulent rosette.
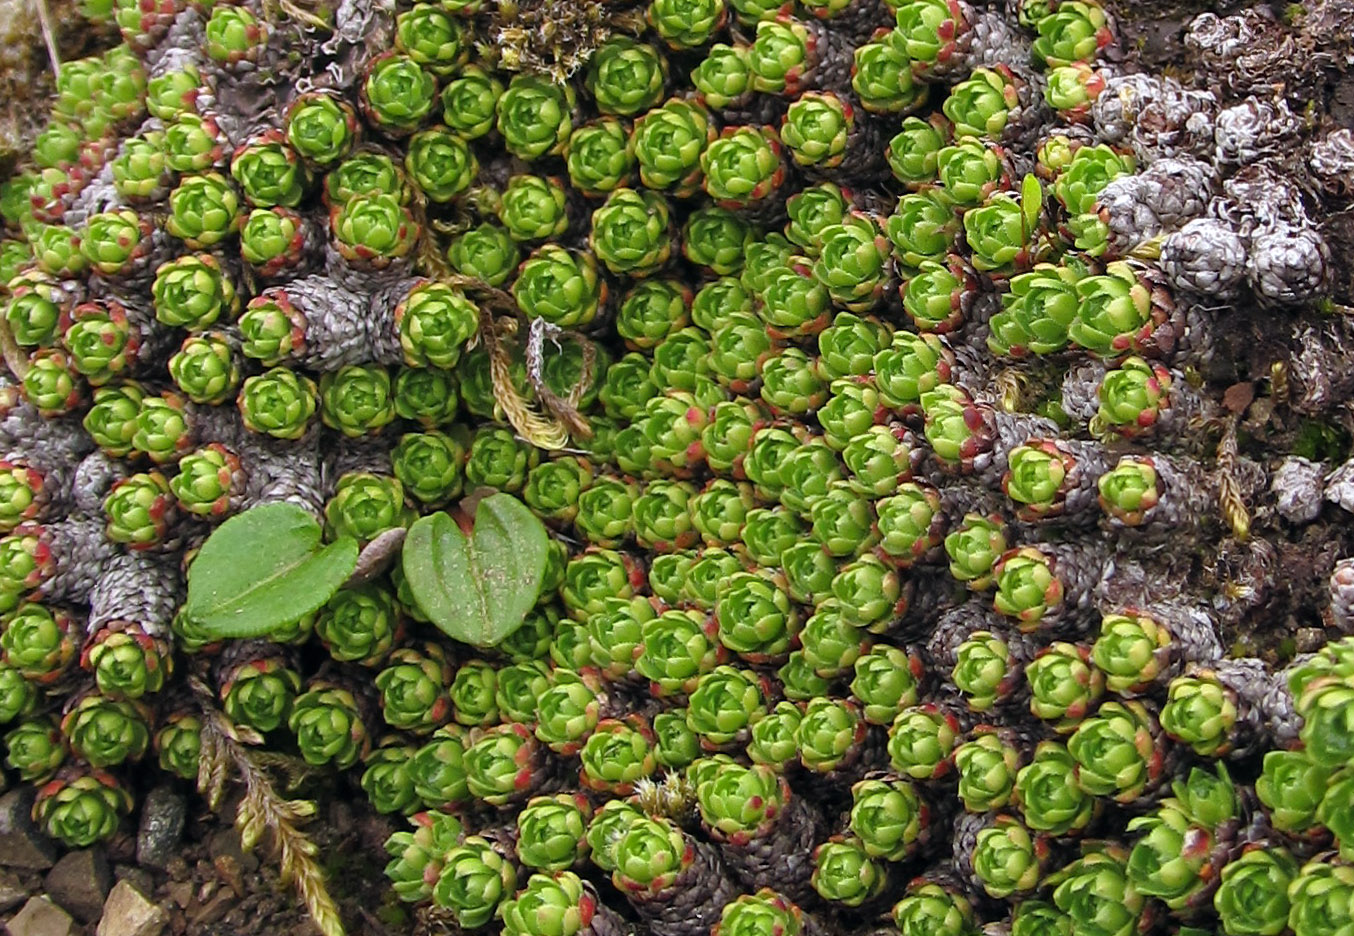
[384,810,465,902]
[220,654,302,734]
[513,245,605,328]
[1,604,77,685]
[1256,749,1327,833]
[632,98,714,197]
[972,815,1049,899]
[360,52,437,134]
[579,715,657,796]
[891,0,972,77]
[238,367,318,439]
[361,742,419,815]
[149,253,237,332]
[1015,740,1098,835]
[286,93,359,168]
[145,63,202,121]
[1159,670,1239,757]
[854,38,925,114]
[1213,845,1298,936]
[701,125,787,210]
[164,112,230,174]
[374,645,452,734]
[903,257,970,333]
[205,4,269,67]
[289,682,370,769]
[715,569,799,662]
[937,138,1009,207]
[6,717,66,782]
[240,207,312,278]
[330,191,420,266]
[687,665,767,749]
[61,694,151,768]
[784,182,850,256]
[648,0,725,49]
[389,431,463,506]
[319,365,397,437]
[446,222,519,287]
[166,172,243,249]
[692,43,754,110]
[404,127,477,202]
[395,281,479,369]
[62,300,139,386]
[102,470,174,548]
[497,74,575,160]
[684,206,756,277]
[713,889,806,936]
[1026,641,1105,731]
[780,90,855,169]
[812,837,885,907]
[495,658,551,723]
[407,726,470,807]
[80,209,152,279]
[587,37,667,117]
[797,696,866,773]
[84,625,171,700]
[394,3,469,74]
[324,472,417,544]
[230,130,311,209]
[851,645,922,725]
[498,174,568,242]
[391,366,458,428]
[440,65,503,140]
[989,260,1083,356]
[590,187,672,277]
[324,152,409,206]
[34,769,134,848]
[84,382,146,456]
[515,793,592,872]
[0,661,37,724]
[23,349,84,416]
[1067,699,1162,803]
[5,276,68,349]
[564,117,635,197]
[892,880,976,936]
[431,835,517,925]
[954,728,1020,812]
[111,134,170,203]
[1031,0,1112,68]
[155,711,203,780]
[500,870,600,936]
[316,583,403,666]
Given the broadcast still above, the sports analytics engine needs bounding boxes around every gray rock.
[112,864,156,900]
[44,847,112,923]
[0,867,31,912]
[1273,456,1325,524]
[135,787,186,871]
[0,789,58,870]
[7,896,77,936]
[95,880,169,936]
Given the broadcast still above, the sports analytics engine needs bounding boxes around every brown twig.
[1217,416,1251,541]
[524,316,595,439]
[0,318,30,380]
[32,0,62,81]
[191,679,346,936]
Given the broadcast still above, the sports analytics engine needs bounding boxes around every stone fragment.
[44,847,112,923]
[7,895,77,936]
[96,880,169,936]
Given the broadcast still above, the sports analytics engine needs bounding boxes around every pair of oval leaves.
[182,495,549,649]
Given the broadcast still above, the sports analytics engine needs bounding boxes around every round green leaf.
[401,493,549,648]
[184,502,359,639]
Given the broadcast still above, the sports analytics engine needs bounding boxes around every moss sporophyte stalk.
[2,0,1354,934]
